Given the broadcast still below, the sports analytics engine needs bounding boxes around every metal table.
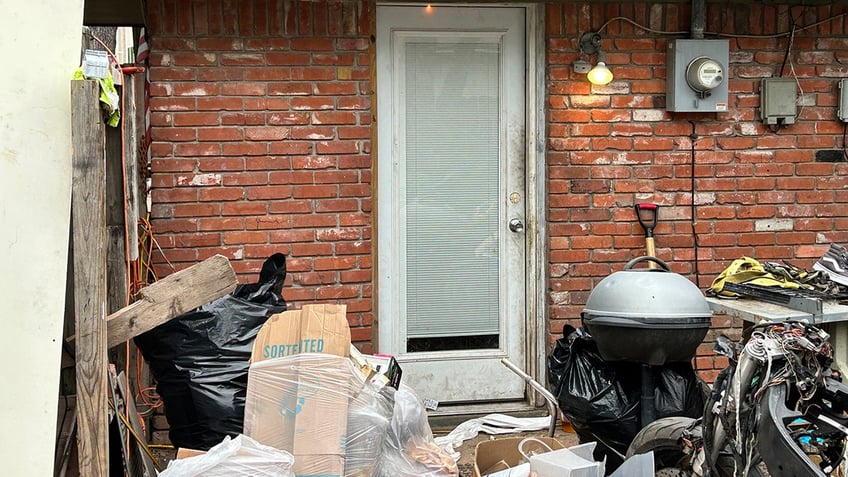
[705,296,848,325]
[706,296,848,372]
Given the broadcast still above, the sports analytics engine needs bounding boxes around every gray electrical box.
[760,78,797,125]
[839,79,848,122]
[666,39,730,112]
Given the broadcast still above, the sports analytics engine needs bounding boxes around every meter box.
[760,78,797,125]
[666,39,729,112]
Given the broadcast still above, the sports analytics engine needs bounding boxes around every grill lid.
[582,256,712,321]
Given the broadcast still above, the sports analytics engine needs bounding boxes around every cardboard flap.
[251,304,350,361]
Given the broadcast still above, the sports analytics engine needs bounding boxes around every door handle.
[508,218,524,233]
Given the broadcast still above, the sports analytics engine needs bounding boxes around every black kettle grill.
[581,256,712,424]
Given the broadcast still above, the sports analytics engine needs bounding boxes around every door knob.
[508,218,524,233]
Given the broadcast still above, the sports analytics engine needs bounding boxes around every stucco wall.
[0,1,83,474]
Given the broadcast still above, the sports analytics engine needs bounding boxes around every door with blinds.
[376,5,527,403]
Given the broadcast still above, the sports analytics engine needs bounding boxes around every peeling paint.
[694,192,717,205]
[176,173,222,186]
[549,291,570,305]
[183,87,210,96]
[738,123,758,136]
[611,152,639,164]
[633,110,665,122]
[755,218,793,232]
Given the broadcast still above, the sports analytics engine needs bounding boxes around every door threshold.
[427,400,550,432]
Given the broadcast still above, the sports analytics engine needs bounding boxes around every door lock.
[508,218,525,233]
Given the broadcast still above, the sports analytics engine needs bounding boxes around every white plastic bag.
[158,434,294,477]
[434,414,551,461]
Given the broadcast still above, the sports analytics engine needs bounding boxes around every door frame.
[373,2,547,412]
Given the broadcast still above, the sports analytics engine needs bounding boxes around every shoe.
[813,243,848,286]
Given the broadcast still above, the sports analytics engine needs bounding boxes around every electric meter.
[685,57,724,93]
[666,39,729,112]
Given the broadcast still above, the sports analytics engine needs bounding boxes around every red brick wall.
[145,0,375,348]
[546,2,848,380]
[146,1,848,386]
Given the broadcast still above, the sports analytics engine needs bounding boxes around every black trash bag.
[547,326,704,471]
[135,253,287,450]
[547,325,641,466]
[655,361,706,421]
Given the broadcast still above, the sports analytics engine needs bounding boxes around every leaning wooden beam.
[105,254,237,348]
[122,73,143,262]
[64,255,238,350]
[71,79,110,476]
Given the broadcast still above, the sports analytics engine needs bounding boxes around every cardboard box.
[251,303,350,360]
[175,448,205,459]
[244,304,351,477]
[348,344,403,389]
[473,437,564,477]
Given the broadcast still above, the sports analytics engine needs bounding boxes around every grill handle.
[624,256,671,271]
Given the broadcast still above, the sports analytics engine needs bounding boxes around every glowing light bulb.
[587,62,613,85]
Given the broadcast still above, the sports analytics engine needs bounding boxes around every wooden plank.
[123,74,142,262]
[107,366,133,477]
[116,372,159,476]
[106,113,129,314]
[54,396,77,477]
[71,79,110,476]
[105,254,237,348]
[65,255,238,349]
[105,108,130,375]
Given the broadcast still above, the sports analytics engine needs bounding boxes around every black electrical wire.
[842,123,848,162]
[689,121,702,285]
[592,11,848,39]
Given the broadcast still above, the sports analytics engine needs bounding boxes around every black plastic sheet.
[135,253,287,450]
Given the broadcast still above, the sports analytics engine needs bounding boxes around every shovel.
[634,203,660,269]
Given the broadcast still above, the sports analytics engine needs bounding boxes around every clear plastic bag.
[158,434,294,477]
[243,353,394,477]
[345,383,394,476]
[373,386,459,477]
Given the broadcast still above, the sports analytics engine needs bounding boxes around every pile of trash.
[136,253,658,477]
[146,302,457,477]
[135,254,457,477]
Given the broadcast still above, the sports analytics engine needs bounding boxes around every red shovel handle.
[635,203,659,237]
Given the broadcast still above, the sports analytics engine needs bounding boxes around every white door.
[376,5,527,404]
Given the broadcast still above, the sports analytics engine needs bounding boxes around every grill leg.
[640,364,656,426]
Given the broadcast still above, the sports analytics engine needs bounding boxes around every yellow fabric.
[73,67,120,127]
[710,256,807,297]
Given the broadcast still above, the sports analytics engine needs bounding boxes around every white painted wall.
[0,1,84,474]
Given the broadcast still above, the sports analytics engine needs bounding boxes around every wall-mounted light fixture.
[576,32,613,86]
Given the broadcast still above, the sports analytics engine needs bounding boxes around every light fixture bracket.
[573,59,592,74]
[579,32,602,55]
